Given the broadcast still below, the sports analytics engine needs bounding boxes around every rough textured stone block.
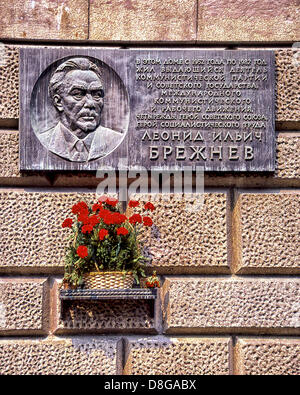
[52,279,159,334]
[90,0,197,42]
[0,46,19,120]
[276,133,300,179]
[236,49,300,126]
[162,277,300,333]
[233,192,300,273]
[124,336,231,375]
[0,191,99,271]
[0,278,48,334]
[0,0,88,40]
[127,193,229,273]
[235,338,300,375]
[0,131,19,177]
[275,50,300,123]
[197,1,300,42]
[0,336,122,375]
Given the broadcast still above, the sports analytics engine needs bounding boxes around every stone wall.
[0,0,299,375]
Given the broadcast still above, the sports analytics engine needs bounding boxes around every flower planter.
[83,271,134,289]
[61,196,156,289]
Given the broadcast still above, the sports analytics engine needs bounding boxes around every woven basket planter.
[83,271,134,289]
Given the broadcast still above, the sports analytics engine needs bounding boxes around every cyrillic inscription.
[134,52,274,171]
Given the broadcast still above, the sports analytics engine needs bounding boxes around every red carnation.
[112,213,127,225]
[81,224,94,234]
[128,200,139,208]
[106,197,118,207]
[99,228,109,241]
[117,227,129,236]
[72,201,88,215]
[129,214,142,225]
[118,213,128,223]
[87,214,99,226]
[144,202,155,211]
[76,245,88,259]
[92,203,102,212]
[102,212,115,225]
[98,208,111,219]
[78,211,90,223]
[143,216,153,227]
[71,203,80,215]
[62,218,73,228]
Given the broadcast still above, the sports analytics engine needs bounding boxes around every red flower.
[99,211,127,226]
[71,201,88,215]
[129,214,142,225]
[106,197,118,207]
[98,208,111,219]
[143,216,153,227]
[119,213,128,223]
[117,227,129,236]
[144,202,155,211]
[112,213,127,225]
[62,218,73,228]
[99,228,109,241]
[102,212,115,225]
[92,203,102,212]
[78,211,90,223]
[87,214,99,226]
[81,224,94,234]
[76,245,88,259]
[128,200,139,208]
[98,209,114,225]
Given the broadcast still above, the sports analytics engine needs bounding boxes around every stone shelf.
[60,288,158,300]
[59,288,158,320]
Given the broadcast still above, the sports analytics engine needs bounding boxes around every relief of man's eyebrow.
[69,84,104,93]
[90,88,105,97]
[68,84,88,92]
[89,83,104,92]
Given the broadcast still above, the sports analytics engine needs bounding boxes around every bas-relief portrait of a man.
[39,57,122,162]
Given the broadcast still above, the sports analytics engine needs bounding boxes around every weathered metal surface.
[20,48,275,172]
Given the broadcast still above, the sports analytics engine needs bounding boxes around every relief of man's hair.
[48,57,104,101]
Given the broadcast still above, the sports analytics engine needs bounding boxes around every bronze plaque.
[20,48,275,171]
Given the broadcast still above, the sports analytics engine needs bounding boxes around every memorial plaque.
[20,48,275,171]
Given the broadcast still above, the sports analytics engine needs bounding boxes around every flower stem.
[73,230,78,249]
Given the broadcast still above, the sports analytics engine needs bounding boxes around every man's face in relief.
[53,69,105,134]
